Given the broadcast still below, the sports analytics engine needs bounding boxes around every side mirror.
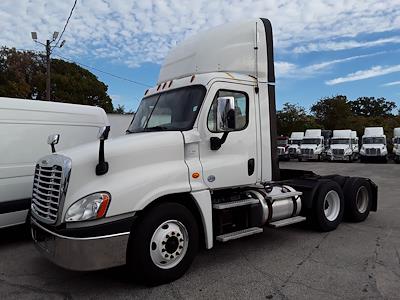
[47,134,60,153]
[98,126,110,141]
[216,96,236,132]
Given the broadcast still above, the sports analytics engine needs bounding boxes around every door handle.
[248,158,255,176]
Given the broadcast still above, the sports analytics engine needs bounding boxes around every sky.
[0,0,399,112]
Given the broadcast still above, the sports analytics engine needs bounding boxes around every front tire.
[127,202,199,286]
[343,178,372,222]
[310,181,344,232]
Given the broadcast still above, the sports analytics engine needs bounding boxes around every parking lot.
[0,161,399,299]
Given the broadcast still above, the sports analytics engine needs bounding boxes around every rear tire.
[310,181,344,232]
[343,178,372,222]
[127,202,199,286]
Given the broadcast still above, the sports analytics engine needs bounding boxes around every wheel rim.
[356,186,369,214]
[150,220,189,269]
[323,190,340,221]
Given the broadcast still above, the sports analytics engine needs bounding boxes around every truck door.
[198,82,258,189]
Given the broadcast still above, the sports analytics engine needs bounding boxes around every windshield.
[127,86,206,133]
[331,138,350,145]
[289,139,302,145]
[362,137,385,144]
[277,139,288,146]
[302,138,321,145]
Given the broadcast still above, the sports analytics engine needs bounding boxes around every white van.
[0,98,109,228]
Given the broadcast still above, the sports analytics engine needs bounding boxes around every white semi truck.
[288,131,304,159]
[393,128,400,163]
[299,129,326,161]
[30,19,378,285]
[360,127,388,163]
[327,129,359,162]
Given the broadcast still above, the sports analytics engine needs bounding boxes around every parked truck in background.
[0,98,109,229]
[288,132,303,159]
[393,128,400,163]
[30,19,378,285]
[327,129,359,162]
[277,135,290,161]
[360,127,388,163]
[299,129,326,161]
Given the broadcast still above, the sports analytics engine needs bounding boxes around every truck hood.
[56,131,190,219]
[330,145,351,150]
[362,144,385,148]
[300,144,319,150]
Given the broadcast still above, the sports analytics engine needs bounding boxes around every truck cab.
[393,128,400,164]
[287,131,303,159]
[360,127,388,163]
[30,18,378,286]
[327,129,358,162]
[299,129,325,161]
[277,136,290,161]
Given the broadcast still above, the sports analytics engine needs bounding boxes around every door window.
[207,90,248,132]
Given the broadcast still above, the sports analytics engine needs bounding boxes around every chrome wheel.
[324,190,340,221]
[150,220,189,269]
[356,186,369,214]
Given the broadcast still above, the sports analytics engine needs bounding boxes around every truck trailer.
[30,19,378,285]
[327,129,359,162]
[393,128,400,163]
[360,127,387,163]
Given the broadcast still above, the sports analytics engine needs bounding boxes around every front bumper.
[31,218,131,271]
[329,154,351,161]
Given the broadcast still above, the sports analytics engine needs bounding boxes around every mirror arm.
[96,126,110,176]
[210,132,229,150]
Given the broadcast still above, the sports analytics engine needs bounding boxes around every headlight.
[327,149,332,155]
[65,192,111,222]
[345,148,352,155]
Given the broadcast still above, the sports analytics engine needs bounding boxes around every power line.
[54,0,77,48]
[13,48,153,88]
[54,53,153,87]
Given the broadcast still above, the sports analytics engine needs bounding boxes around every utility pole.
[31,32,66,101]
[45,39,51,100]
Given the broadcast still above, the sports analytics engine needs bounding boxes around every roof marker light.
[190,75,195,82]
[168,80,173,88]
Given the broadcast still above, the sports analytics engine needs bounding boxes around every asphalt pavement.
[0,161,399,299]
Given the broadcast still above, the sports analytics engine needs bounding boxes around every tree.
[350,97,397,117]
[311,95,352,130]
[0,47,114,112]
[277,103,319,136]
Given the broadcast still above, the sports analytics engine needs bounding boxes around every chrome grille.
[31,155,71,224]
[365,148,380,156]
[332,149,344,155]
[301,149,314,155]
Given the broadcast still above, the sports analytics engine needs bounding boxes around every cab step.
[213,198,259,210]
[269,216,306,228]
[267,191,302,201]
[216,227,263,242]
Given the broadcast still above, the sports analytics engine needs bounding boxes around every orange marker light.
[96,193,110,218]
[192,172,200,179]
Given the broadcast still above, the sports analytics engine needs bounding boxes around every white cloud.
[326,65,400,85]
[0,0,399,68]
[382,81,400,87]
[276,52,384,78]
[293,37,400,53]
